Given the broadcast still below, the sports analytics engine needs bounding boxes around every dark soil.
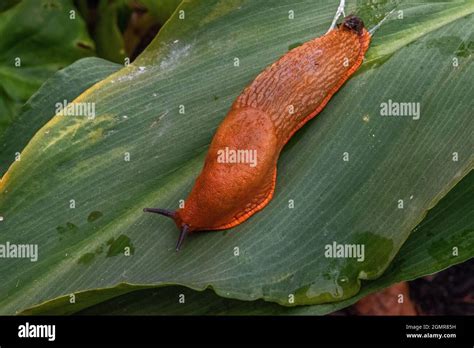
[409,258,473,315]
[338,258,473,315]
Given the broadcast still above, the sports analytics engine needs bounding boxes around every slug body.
[145,15,371,249]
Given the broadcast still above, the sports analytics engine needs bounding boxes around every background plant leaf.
[94,0,127,63]
[0,0,95,135]
[137,0,182,25]
[23,171,473,315]
[0,0,473,315]
[0,57,121,176]
[0,0,20,13]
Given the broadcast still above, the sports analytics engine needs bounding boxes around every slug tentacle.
[176,224,189,251]
[143,208,176,218]
[144,207,189,250]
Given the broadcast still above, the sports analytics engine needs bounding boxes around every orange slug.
[145,15,371,250]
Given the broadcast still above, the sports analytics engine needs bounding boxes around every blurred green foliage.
[0,0,94,137]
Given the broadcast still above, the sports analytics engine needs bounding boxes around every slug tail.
[143,208,176,218]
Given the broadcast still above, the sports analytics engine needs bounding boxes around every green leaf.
[0,0,95,135]
[94,0,127,64]
[24,171,474,315]
[137,0,182,25]
[0,57,121,176]
[0,0,20,13]
[1,0,473,314]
